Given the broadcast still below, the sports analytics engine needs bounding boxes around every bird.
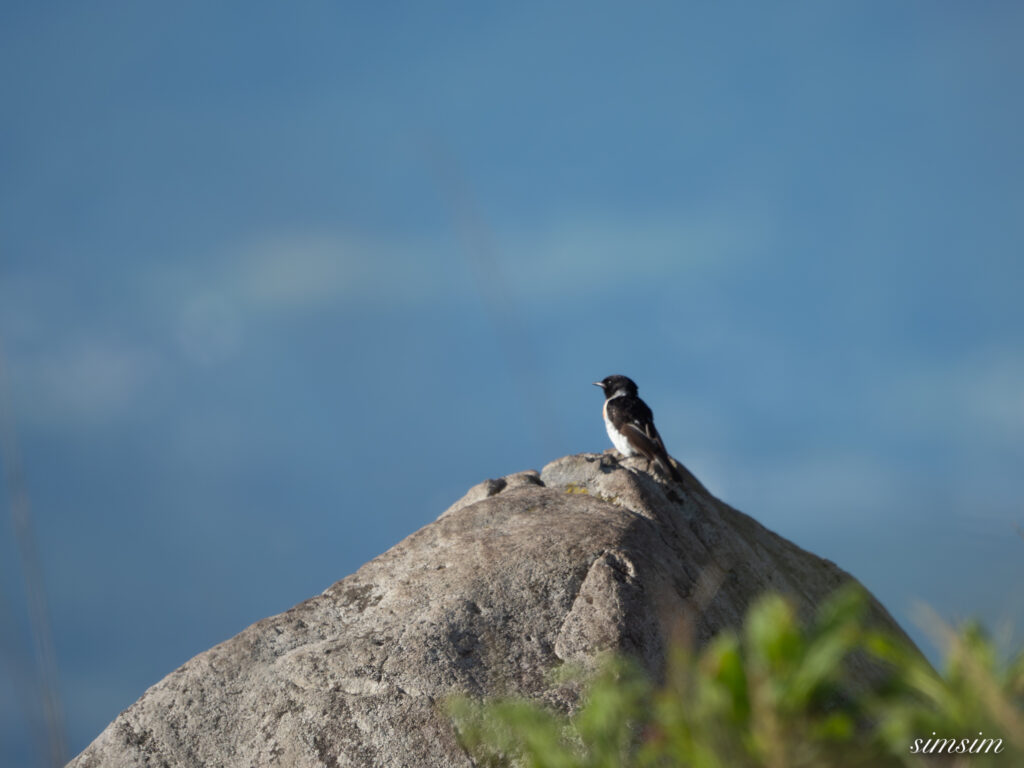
[593,374,682,482]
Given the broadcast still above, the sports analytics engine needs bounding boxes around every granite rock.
[69,452,910,767]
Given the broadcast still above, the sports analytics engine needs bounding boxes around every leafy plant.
[447,586,1023,767]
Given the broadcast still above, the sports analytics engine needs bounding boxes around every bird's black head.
[593,375,639,399]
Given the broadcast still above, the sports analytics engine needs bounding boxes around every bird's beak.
[592,381,604,389]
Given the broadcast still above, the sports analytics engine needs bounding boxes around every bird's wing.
[620,422,681,481]
[619,422,664,458]
[614,397,681,482]
[617,398,668,453]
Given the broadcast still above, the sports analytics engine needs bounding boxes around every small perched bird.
[594,375,682,482]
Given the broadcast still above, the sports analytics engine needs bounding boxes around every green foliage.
[446,586,1024,767]
[446,657,651,768]
[867,615,1024,762]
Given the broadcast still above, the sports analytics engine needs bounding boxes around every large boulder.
[69,452,911,767]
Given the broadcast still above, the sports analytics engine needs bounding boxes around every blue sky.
[2,3,1023,764]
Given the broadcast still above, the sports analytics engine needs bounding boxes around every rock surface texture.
[69,452,910,768]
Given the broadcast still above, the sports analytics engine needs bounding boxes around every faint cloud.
[175,294,242,365]
[186,209,764,325]
[961,354,1024,440]
[220,232,447,312]
[738,451,903,525]
[156,229,458,370]
[887,351,1024,444]
[14,339,161,425]
[170,234,399,365]
[501,209,769,297]
[236,235,362,308]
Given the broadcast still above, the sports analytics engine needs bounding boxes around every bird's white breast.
[603,397,639,456]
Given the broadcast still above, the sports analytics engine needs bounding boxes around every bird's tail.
[654,454,683,483]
